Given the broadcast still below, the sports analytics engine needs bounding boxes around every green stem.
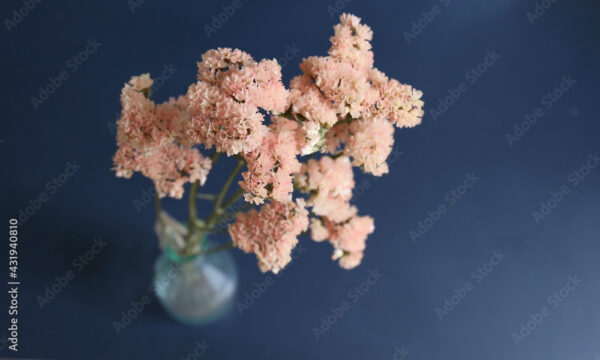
[210,151,220,166]
[207,159,245,228]
[208,202,255,234]
[197,193,216,201]
[188,180,199,230]
[221,187,245,211]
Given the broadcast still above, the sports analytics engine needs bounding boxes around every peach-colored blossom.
[368,69,424,128]
[220,58,289,113]
[114,143,211,199]
[289,74,338,127]
[240,120,300,204]
[295,156,357,222]
[186,49,288,156]
[329,13,374,72]
[186,81,267,156]
[196,48,255,85]
[345,117,395,176]
[116,74,167,150]
[310,218,330,242]
[328,215,374,269]
[300,56,378,119]
[155,95,191,146]
[228,200,308,273]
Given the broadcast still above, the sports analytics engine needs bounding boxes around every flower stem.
[207,158,245,229]
[197,193,216,201]
[210,151,220,166]
[221,187,245,211]
[188,180,200,230]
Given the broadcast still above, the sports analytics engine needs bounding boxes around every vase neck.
[165,231,209,264]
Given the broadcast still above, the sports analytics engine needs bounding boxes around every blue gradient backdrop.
[1,0,599,359]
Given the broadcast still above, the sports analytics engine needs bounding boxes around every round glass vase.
[153,236,237,325]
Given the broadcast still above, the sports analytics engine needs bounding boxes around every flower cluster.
[295,156,374,268]
[228,200,308,273]
[113,14,423,273]
[186,48,289,156]
[113,75,211,198]
[289,13,424,175]
[240,117,301,205]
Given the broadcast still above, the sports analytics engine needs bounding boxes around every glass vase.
[153,213,237,325]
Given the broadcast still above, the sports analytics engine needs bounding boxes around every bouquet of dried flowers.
[112,14,424,274]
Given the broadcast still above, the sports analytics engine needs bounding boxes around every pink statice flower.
[155,95,191,146]
[299,56,378,119]
[186,48,288,156]
[309,217,330,242]
[328,13,374,72]
[314,214,374,269]
[114,143,211,199]
[295,156,357,222]
[288,75,337,155]
[113,142,139,179]
[368,69,424,129]
[295,155,375,269]
[116,74,168,149]
[240,118,301,204]
[113,74,212,199]
[196,48,255,85]
[228,199,309,273]
[187,82,267,155]
[289,74,338,127]
[220,58,289,113]
[324,117,395,176]
[344,117,395,176]
[288,13,423,176]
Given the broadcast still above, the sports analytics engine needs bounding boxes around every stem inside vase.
[156,151,243,259]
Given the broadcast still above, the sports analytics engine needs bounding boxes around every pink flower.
[295,156,357,222]
[228,200,309,273]
[324,117,395,176]
[113,75,212,198]
[368,69,424,128]
[325,215,374,269]
[186,49,289,156]
[155,95,191,146]
[287,13,422,172]
[310,214,374,269]
[296,155,375,269]
[220,59,289,113]
[114,143,212,199]
[310,218,330,242]
[240,119,301,204]
[323,122,349,154]
[113,142,139,179]
[289,74,338,127]
[197,48,255,85]
[345,117,395,176]
[300,56,378,119]
[338,252,364,270]
[328,13,374,72]
[129,73,154,90]
[186,81,268,155]
[116,74,169,150]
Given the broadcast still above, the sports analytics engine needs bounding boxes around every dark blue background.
[2,0,599,359]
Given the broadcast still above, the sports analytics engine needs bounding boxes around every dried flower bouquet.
[113,14,424,274]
